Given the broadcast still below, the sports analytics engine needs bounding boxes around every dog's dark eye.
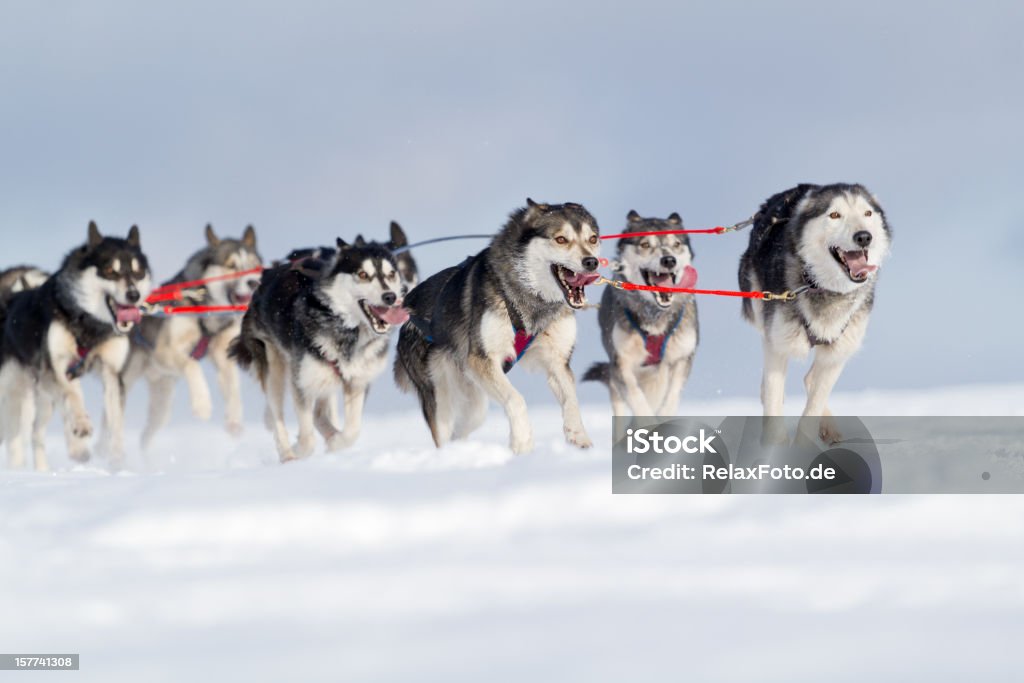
[387,271,397,280]
[358,271,370,280]
[829,211,841,219]
[103,267,115,277]
[640,241,650,249]
[554,236,568,245]
[589,235,598,245]
[865,210,873,217]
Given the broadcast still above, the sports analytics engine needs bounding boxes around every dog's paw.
[564,425,593,449]
[70,415,93,439]
[225,420,244,438]
[191,396,213,421]
[819,416,843,445]
[292,437,316,460]
[510,431,534,455]
[760,418,790,447]
[327,431,356,452]
[68,447,91,463]
[33,457,51,473]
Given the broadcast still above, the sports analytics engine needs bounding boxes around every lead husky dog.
[0,266,49,303]
[122,225,262,448]
[738,183,891,443]
[230,237,409,462]
[394,199,601,454]
[0,223,152,470]
[584,211,699,416]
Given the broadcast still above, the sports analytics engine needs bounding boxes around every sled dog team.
[0,183,891,469]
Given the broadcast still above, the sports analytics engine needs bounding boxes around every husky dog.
[394,199,601,454]
[0,266,49,303]
[287,222,419,289]
[122,225,262,448]
[0,223,152,470]
[738,183,891,443]
[584,211,699,416]
[230,237,409,462]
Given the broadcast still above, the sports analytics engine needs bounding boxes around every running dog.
[122,224,262,448]
[0,223,152,470]
[738,183,891,443]
[229,237,409,462]
[394,199,601,454]
[584,211,699,416]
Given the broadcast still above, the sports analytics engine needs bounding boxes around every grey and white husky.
[394,199,602,454]
[229,237,409,462]
[584,211,699,416]
[0,266,49,303]
[738,183,891,443]
[122,225,262,448]
[0,223,152,470]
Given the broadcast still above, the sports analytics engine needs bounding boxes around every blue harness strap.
[624,307,685,366]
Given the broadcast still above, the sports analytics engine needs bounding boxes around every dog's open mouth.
[641,266,698,307]
[359,299,410,334]
[230,291,253,306]
[552,265,600,309]
[106,296,142,333]
[830,247,878,282]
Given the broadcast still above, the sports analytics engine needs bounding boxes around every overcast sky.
[1,1,1021,412]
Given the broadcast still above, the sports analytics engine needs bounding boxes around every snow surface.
[2,384,1024,681]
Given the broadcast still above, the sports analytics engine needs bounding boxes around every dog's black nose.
[581,256,599,272]
[126,289,140,303]
[660,255,677,269]
[382,291,397,306]
[853,231,873,248]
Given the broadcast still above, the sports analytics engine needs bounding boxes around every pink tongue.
[843,250,877,278]
[371,305,410,325]
[565,270,601,287]
[678,265,698,289]
[116,305,141,324]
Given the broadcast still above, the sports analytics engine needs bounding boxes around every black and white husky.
[394,199,602,454]
[0,223,152,470]
[122,225,262,448]
[584,211,699,416]
[738,183,891,442]
[229,237,409,462]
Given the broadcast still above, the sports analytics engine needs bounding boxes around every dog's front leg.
[289,379,318,460]
[613,362,655,416]
[32,393,55,472]
[545,360,591,449]
[658,356,693,417]
[0,366,32,469]
[800,346,849,445]
[328,381,367,451]
[182,358,213,421]
[468,355,533,454]
[97,363,127,467]
[209,329,243,436]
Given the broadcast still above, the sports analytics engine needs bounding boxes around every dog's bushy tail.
[582,362,610,385]
[228,322,268,388]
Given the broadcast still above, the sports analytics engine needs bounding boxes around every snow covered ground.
[2,383,1024,681]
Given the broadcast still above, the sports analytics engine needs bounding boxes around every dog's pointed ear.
[242,224,257,248]
[627,210,641,223]
[389,221,408,248]
[205,223,220,247]
[667,212,682,225]
[336,237,349,250]
[127,225,141,247]
[526,198,549,219]
[87,221,102,248]
[354,234,367,247]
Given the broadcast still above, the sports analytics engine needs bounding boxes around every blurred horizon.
[1,0,1022,412]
